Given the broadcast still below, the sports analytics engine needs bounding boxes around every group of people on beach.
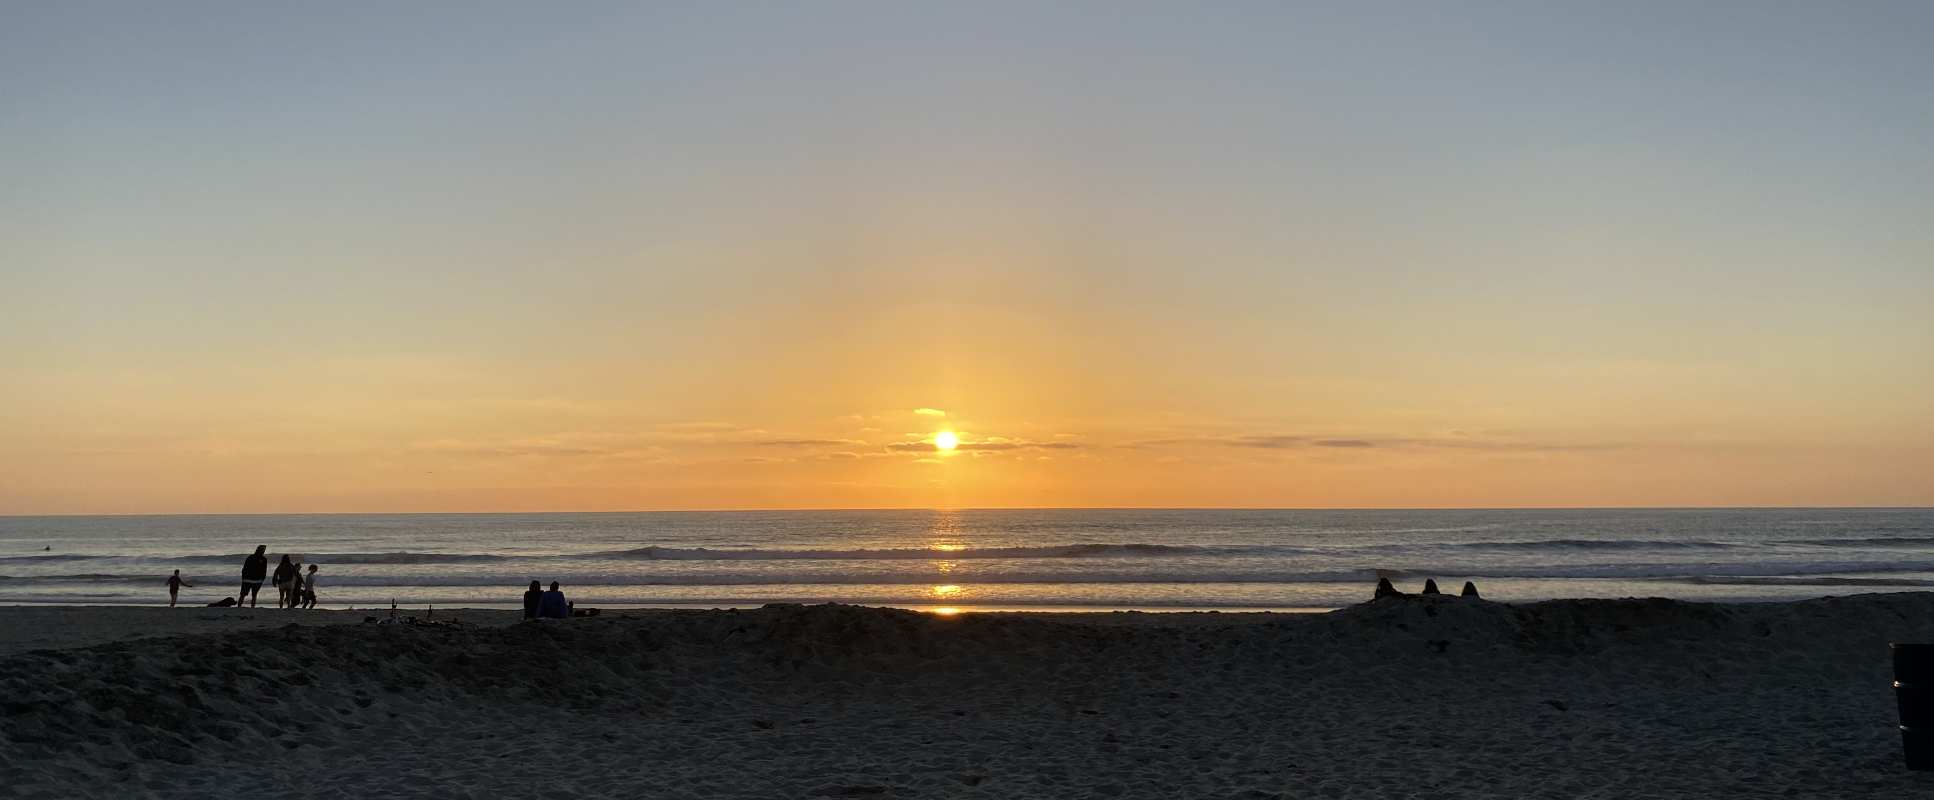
[170,545,320,609]
[522,580,572,620]
[179,548,580,616]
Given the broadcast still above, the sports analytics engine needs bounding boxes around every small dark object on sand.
[1462,581,1481,598]
[1374,578,1402,599]
[571,607,601,617]
[206,597,236,608]
[1422,579,1441,595]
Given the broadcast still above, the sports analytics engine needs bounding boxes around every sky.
[3,1,1931,513]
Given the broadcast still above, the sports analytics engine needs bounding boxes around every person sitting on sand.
[272,554,297,608]
[300,564,319,609]
[538,581,570,620]
[523,580,543,620]
[239,545,269,608]
[166,569,194,607]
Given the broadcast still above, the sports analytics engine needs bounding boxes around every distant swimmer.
[167,569,194,607]
[239,545,268,608]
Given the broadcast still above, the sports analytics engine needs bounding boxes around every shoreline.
[4,593,1931,797]
[0,599,1336,613]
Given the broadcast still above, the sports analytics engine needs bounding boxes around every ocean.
[1,508,1930,611]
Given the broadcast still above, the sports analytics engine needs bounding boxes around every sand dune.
[2,594,1931,798]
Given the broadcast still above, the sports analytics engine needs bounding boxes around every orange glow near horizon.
[3,394,1929,512]
[5,5,1933,515]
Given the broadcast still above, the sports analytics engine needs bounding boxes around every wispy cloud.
[1227,435,1307,449]
[886,437,1080,453]
[650,421,748,433]
[410,438,625,458]
[1127,432,1620,453]
[752,438,867,447]
[912,408,947,417]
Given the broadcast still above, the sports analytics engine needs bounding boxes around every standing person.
[271,555,296,608]
[285,560,303,610]
[300,564,319,609]
[166,570,193,607]
[522,580,543,620]
[538,581,570,619]
[239,545,268,607]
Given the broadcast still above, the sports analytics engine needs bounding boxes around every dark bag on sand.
[206,597,237,608]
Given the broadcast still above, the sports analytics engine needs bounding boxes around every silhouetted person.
[166,570,193,607]
[1374,577,1402,599]
[286,560,304,610]
[538,581,569,620]
[1461,581,1480,598]
[522,580,543,620]
[300,564,319,609]
[272,555,297,608]
[239,545,268,607]
[1422,579,1442,595]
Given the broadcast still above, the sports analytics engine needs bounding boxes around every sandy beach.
[2,593,1931,798]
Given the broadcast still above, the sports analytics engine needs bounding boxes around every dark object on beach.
[167,569,194,607]
[206,597,237,608]
[1374,578,1401,599]
[571,607,601,618]
[523,580,543,620]
[538,582,570,619]
[238,545,268,608]
[1896,643,1934,770]
[1421,579,1441,595]
[300,564,318,609]
[1461,581,1480,598]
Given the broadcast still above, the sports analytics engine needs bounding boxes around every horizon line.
[4,504,1931,519]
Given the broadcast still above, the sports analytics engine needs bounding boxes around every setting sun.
[933,431,959,451]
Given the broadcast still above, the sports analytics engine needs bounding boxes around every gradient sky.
[4,2,1931,513]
